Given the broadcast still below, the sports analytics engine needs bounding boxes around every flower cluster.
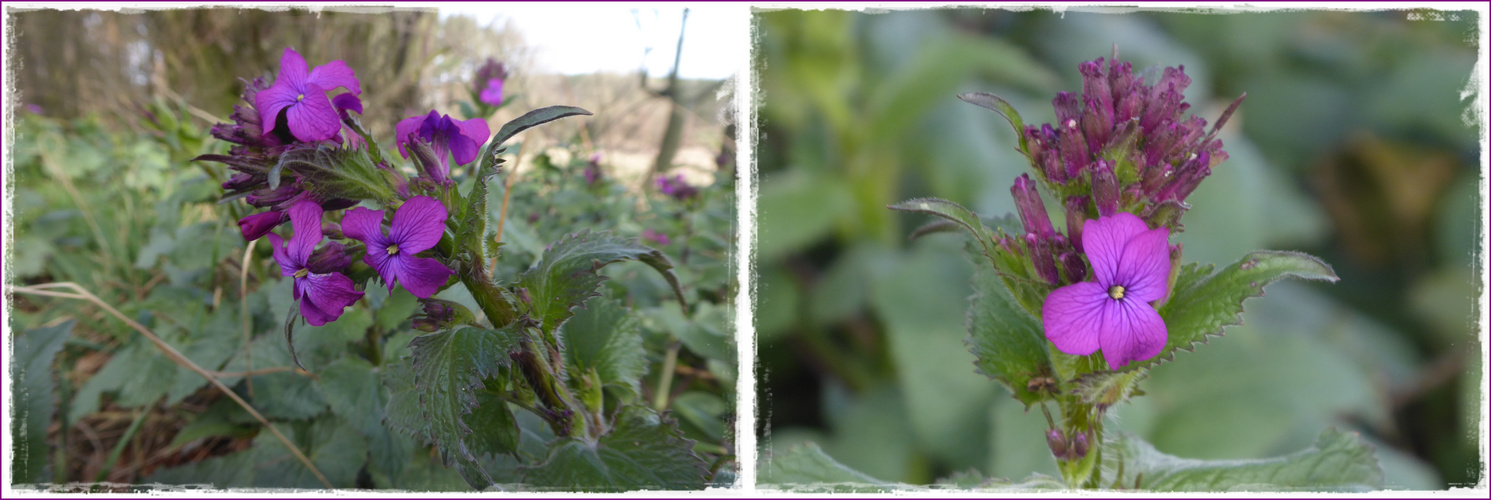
[201,48,502,325]
[655,174,699,201]
[992,55,1242,370]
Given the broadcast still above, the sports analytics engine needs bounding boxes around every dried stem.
[240,238,258,397]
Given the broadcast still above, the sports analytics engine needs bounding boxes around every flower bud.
[1090,159,1119,217]
[1063,195,1089,253]
[1047,429,1070,461]
[237,211,287,241]
[1011,174,1055,242]
[1025,233,1060,286]
[1060,251,1087,284]
[407,139,452,188]
[305,241,352,273]
[1071,431,1090,459]
[321,221,344,240]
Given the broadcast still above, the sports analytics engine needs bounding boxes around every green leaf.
[375,288,421,330]
[671,391,728,442]
[490,105,592,148]
[466,388,520,458]
[759,441,901,492]
[523,406,707,491]
[316,357,388,438]
[1103,428,1383,491]
[1144,250,1338,370]
[406,326,523,462]
[10,320,73,484]
[145,443,258,488]
[560,296,647,401]
[966,245,1056,407]
[253,417,371,488]
[957,92,1027,151]
[888,197,995,258]
[518,229,684,337]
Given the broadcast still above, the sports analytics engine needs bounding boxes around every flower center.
[1108,285,1125,300]
[387,244,400,256]
[293,268,308,279]
[296,94,305,101]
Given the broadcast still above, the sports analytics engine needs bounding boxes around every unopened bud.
[1011,174,1055,242]
[1090,159,1119,217]
[1025,233,1060,286]
[1064,196,1089,253]
[1047,429,1070,461]
[1071,431,1090,459]
[305,241,352,273]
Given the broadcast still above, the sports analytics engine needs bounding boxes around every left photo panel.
[4,5,739,492]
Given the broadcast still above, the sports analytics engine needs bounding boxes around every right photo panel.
[753,7,1484,492]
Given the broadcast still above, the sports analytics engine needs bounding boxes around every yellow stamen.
[387,244,400,256]
[296,94,305,101]
[293,268,308,278]
[1108,285,1125,300]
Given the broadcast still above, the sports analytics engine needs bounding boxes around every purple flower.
[340,196,455,298]
[1041,212,1169,370]
[256,47,362,143]
[395,111,491,186]
[480,78,504,107]
[641,229,670,246]
[267,201,365,326]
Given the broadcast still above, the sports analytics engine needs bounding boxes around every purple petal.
[254,82,300,139]
[1098,299,1167,370]
[389,196,448,254]
[277,48,310,88]
[340,207,388,246]
[238,211,287,241]
[391,255,455,298]
[450,118,491,165]
[284,83,341,142]
[364,246,398,292]
[1041,281,1108,356]
[394,114,426,158]
[265,233,299,279]
[1081,212,1149,288]
[332,93,363,119]
[1112,226,1171,303]
[285,200,325,265]
[306,59,361,95]
[300,272,365,326]
[480,78,504,106]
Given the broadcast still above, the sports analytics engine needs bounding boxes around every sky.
[439,4,739,80]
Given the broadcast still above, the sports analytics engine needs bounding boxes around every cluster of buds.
[1046,428,1091,461]
[991,53,1241,288]
[474,57,509,108]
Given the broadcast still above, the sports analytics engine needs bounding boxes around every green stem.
[95,406,150,484]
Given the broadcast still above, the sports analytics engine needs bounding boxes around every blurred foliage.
[755,8,1481,489]
[6,90,735,489]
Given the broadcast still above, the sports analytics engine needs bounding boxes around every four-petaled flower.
[257,47,362,143]
[341,196,455,298]
[1041,212,1170,370]
[395,111,491,186]
[268,200,365,326]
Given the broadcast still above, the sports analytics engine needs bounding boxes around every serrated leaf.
[758,441,901,492]
[518,229,684,336]
[1141,250,1339,371]
[966,245,1055,406]
[10,320,73,484]
[560,297,647,401]
[958,92,1027,151]
[490,105,592,148]
[406,325,523,466]
[523,406,707,491]
[1104,428,1383,491]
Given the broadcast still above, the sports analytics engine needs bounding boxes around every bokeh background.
[754,8,1483,489]
[5,6,736,488]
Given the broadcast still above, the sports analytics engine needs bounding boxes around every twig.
[9,283,334,488]
[240,238,258,398]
